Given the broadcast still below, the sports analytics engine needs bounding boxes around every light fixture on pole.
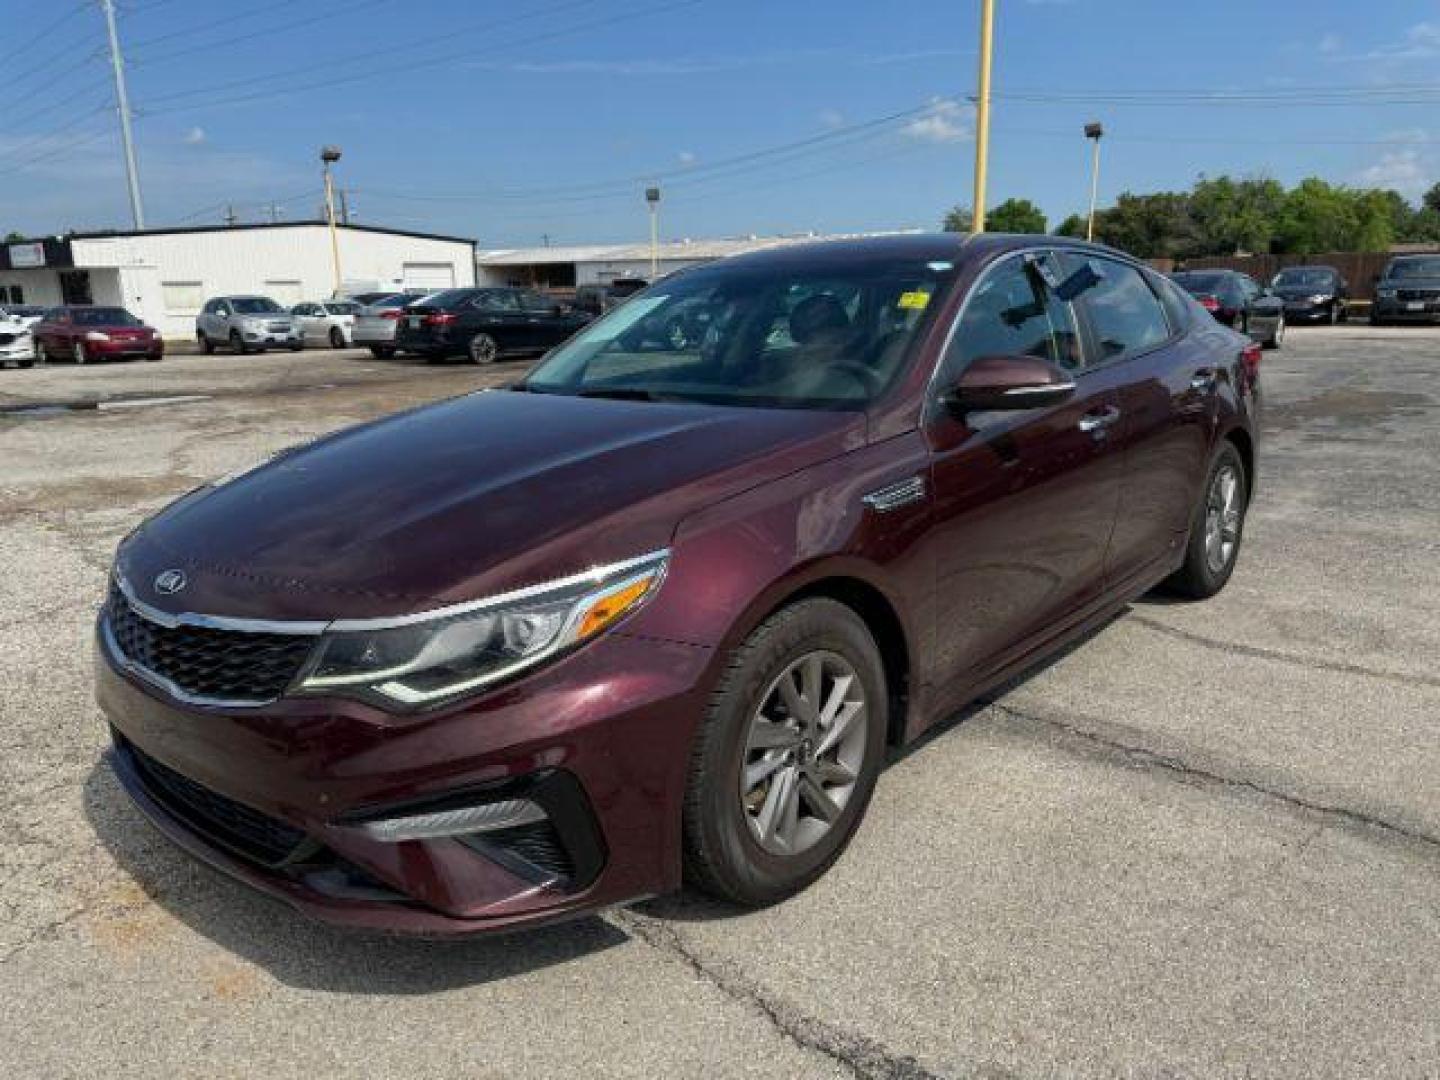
[645,186,661,278]
[1084,122,1104,242]
[321,145,344,295]
[971,0,996,233]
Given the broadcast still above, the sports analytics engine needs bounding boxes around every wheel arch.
[733,573,914,749]
[1222,426,1256,503]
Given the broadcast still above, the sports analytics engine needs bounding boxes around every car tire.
[1163,441,1248,600]
[18,356,34,369]
[329,326,346,350]
[682,598,887,907]
[369,345,395,359]
[467,332,499,365]
[199,332,215,355]
[72,341,87,365]
[1330,303,1342,326]
[230,331,249,355]
[289,342,304,352]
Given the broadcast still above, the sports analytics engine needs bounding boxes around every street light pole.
[1085,121,1104,242]
[645,186,661,278]
[99,0,145,229]
[321,146,344,295]
[971,0,996,233]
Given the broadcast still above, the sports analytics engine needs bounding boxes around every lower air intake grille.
[482,821,575,881]
[127,741,309,867]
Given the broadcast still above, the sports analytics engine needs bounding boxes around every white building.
[0,222,476,339]
[475,231,921,289]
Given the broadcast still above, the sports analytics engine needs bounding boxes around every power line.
[8,2,88,57]
[136,0,696,116]
[128,0,393,63]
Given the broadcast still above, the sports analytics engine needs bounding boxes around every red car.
[96,234,1258,935]
[33,305,163,364]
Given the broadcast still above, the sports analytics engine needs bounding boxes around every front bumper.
[1281,300,1334,321]
[88,339,163,359]
[1372,299,1440,322]
[96,620,713,934]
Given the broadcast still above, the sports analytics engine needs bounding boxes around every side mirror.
[941,355,1076,413]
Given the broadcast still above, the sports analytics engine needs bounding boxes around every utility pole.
[1084,122,1104,242]
[224,204,238,227]
[971,0,996,233]
[645,186,661,278]
[339,188,351,225]
[100,0,145,229]
[320,146,344,294]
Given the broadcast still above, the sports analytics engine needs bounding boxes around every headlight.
[1308,294,1331,304]
[296,551,668,707]
[1377,288,1397,299]
[85,331,111,342]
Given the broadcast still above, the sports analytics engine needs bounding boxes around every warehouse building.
[475,231,920,288]
[0,222,476,338]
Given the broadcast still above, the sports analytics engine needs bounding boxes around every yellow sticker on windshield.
[898,290,931,310]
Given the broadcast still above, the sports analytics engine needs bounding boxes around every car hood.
[122,389,864,622]
[237,311,293,321]
[1381,277,1440,289]
[1272,286,1333,299]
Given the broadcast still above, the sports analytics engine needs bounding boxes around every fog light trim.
[356,798,546,843]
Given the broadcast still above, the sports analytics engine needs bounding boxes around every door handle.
[1190,368,1217,390]
[1077,405,1121,435]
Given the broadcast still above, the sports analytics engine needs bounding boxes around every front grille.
[106,581,315,704]
[1397,289,1440,302]
[126,739,309,867]
[268,322,291,333]
[0,333,15,345]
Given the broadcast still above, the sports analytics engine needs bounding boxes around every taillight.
[1241,343,1261,386]
[424,312,457,327]
[1198,295,1220,311]
[380,309,405,320]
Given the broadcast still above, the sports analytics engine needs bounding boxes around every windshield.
[1170,272,1227,295]
[417,289,478,308]
[1273,268,1335,288]
[1387,257,1440,280]
[232,297,283,314]
[325,302,360,314]
[74,308,141,326]
[524,256,955,410]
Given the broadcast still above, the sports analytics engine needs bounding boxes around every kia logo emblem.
[153,569,187,595]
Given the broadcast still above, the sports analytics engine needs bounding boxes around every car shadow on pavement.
[81,760,630,992]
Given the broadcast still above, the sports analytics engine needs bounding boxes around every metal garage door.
[401,262,456,292]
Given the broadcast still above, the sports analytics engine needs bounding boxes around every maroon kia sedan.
[96,234,1259,934]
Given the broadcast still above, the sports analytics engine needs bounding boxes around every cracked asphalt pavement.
[3,331,1438,1078]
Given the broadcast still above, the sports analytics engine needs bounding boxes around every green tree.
[1275,178,1392,253]
[986,198,1047,234]
[3,232,24,243]
[1053,213,1087,239]
[1092,192,1197,259]
[941,205,972,232]
[1423,182,1440,216]
[1190,175,1286,255]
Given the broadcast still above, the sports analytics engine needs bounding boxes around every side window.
[1063,255,1171,363]
[1147,271,1191,333]
[473,290,519,312]
[940,253,1083,382]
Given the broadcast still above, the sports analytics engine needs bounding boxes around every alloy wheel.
[1204,464,1242,574]
[469,333,498,364]
[740,650,868,856]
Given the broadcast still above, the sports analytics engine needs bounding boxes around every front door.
[924,251,1124,702]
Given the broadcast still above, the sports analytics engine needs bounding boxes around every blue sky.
[2,0,1438,246]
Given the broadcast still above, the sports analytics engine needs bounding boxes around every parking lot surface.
[2,327,1438,1078]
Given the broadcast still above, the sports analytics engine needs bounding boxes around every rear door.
[1063,256,1213,588]
[466,289,528,351]
[925,250,1126,698]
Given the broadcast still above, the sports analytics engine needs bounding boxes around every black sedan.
[394,287,592,363]
[1169,270,1286,349]
[1270,265,1348,324]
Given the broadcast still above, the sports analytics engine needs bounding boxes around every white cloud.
[677,150,696,166]
[901,98,971,144]
[818,108,845,129]
[1319,32,1342,55]
[182,126,207,146]
[1357,148,1430,197]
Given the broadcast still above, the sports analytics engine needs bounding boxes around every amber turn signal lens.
[576,575,657,640]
